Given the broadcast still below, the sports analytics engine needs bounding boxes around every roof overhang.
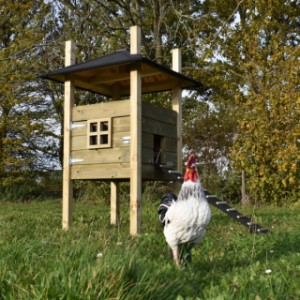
[41,50,201,97]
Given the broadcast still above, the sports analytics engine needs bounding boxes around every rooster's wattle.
[158,154,211,267]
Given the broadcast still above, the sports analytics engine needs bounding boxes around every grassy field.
[0,198,300,299]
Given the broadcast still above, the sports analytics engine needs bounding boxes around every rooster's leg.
[172,247,180,267]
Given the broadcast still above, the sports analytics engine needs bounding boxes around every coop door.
[87,118,112,149]
[153,135,165,165]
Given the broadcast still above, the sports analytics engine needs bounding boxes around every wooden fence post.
[241,170,249,205]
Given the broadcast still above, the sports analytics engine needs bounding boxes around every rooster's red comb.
[186,153,196,168]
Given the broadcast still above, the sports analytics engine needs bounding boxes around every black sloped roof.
[41,49,201,97]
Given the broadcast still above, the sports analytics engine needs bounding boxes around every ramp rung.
[226,208,237,212]
[216,201,227,205]
[237,215,248,219]
[257,228,269,233]
[247,222,256,226]
[168,170,181,174]
[206,195,217,198]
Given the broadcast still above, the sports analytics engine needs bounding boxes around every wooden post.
[110,181,120,225]
[129,25,142,235]
[241,170,247,205]
[62,40,75,229]
[172,48,183,172]
[111,85,121,224]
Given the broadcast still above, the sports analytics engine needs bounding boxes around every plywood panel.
[72,99,130,122]
[71,163,130,180]
[71,148,130,165]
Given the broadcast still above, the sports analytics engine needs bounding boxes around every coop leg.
[130,179,141,235]
[62,40,75,230]
[130,25,142,236]
[62,179,73,229]
[110,181,120,225]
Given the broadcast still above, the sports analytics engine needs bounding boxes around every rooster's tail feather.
[158,192,177,226]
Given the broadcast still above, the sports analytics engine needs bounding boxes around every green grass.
[0,199,300,299]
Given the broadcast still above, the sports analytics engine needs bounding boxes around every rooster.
[158,153,211,267]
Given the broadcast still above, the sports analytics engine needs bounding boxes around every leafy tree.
[194,0,300,204]
[51,0,203,66]
[231,0,300,204]
[0,0,54,186]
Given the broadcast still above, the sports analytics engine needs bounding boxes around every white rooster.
[158,153,211,267]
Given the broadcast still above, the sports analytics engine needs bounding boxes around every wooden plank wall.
[69,99,178,181]
[71,100,131,180]
[142,101,177,180]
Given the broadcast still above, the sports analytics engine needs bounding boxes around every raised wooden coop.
[42,26,200,235]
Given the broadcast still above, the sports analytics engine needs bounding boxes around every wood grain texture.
[172,49,183,173]
[62,40,75,230]
[71,148,130,165]
[130,25,142,235]
[72,100,130,122]
[110,181,120,225]
[71,163,130,180]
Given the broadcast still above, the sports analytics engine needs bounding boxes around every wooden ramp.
[203,190,269,233]
[159,166,269,234]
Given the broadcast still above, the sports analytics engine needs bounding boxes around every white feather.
[163,177,211,250]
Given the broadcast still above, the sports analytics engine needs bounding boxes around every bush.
[0,182,40,202]
[0,171,62,202]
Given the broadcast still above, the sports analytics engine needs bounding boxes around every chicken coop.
[42,26,200,235]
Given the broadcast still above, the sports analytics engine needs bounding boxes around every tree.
[231,0,300,204]
[0,0,54,186]
[194,0,300,204]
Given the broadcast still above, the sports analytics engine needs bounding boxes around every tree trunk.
[241,170,251,205]
[153,0,163,63]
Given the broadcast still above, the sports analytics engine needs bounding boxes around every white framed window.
[87,118,112,149]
